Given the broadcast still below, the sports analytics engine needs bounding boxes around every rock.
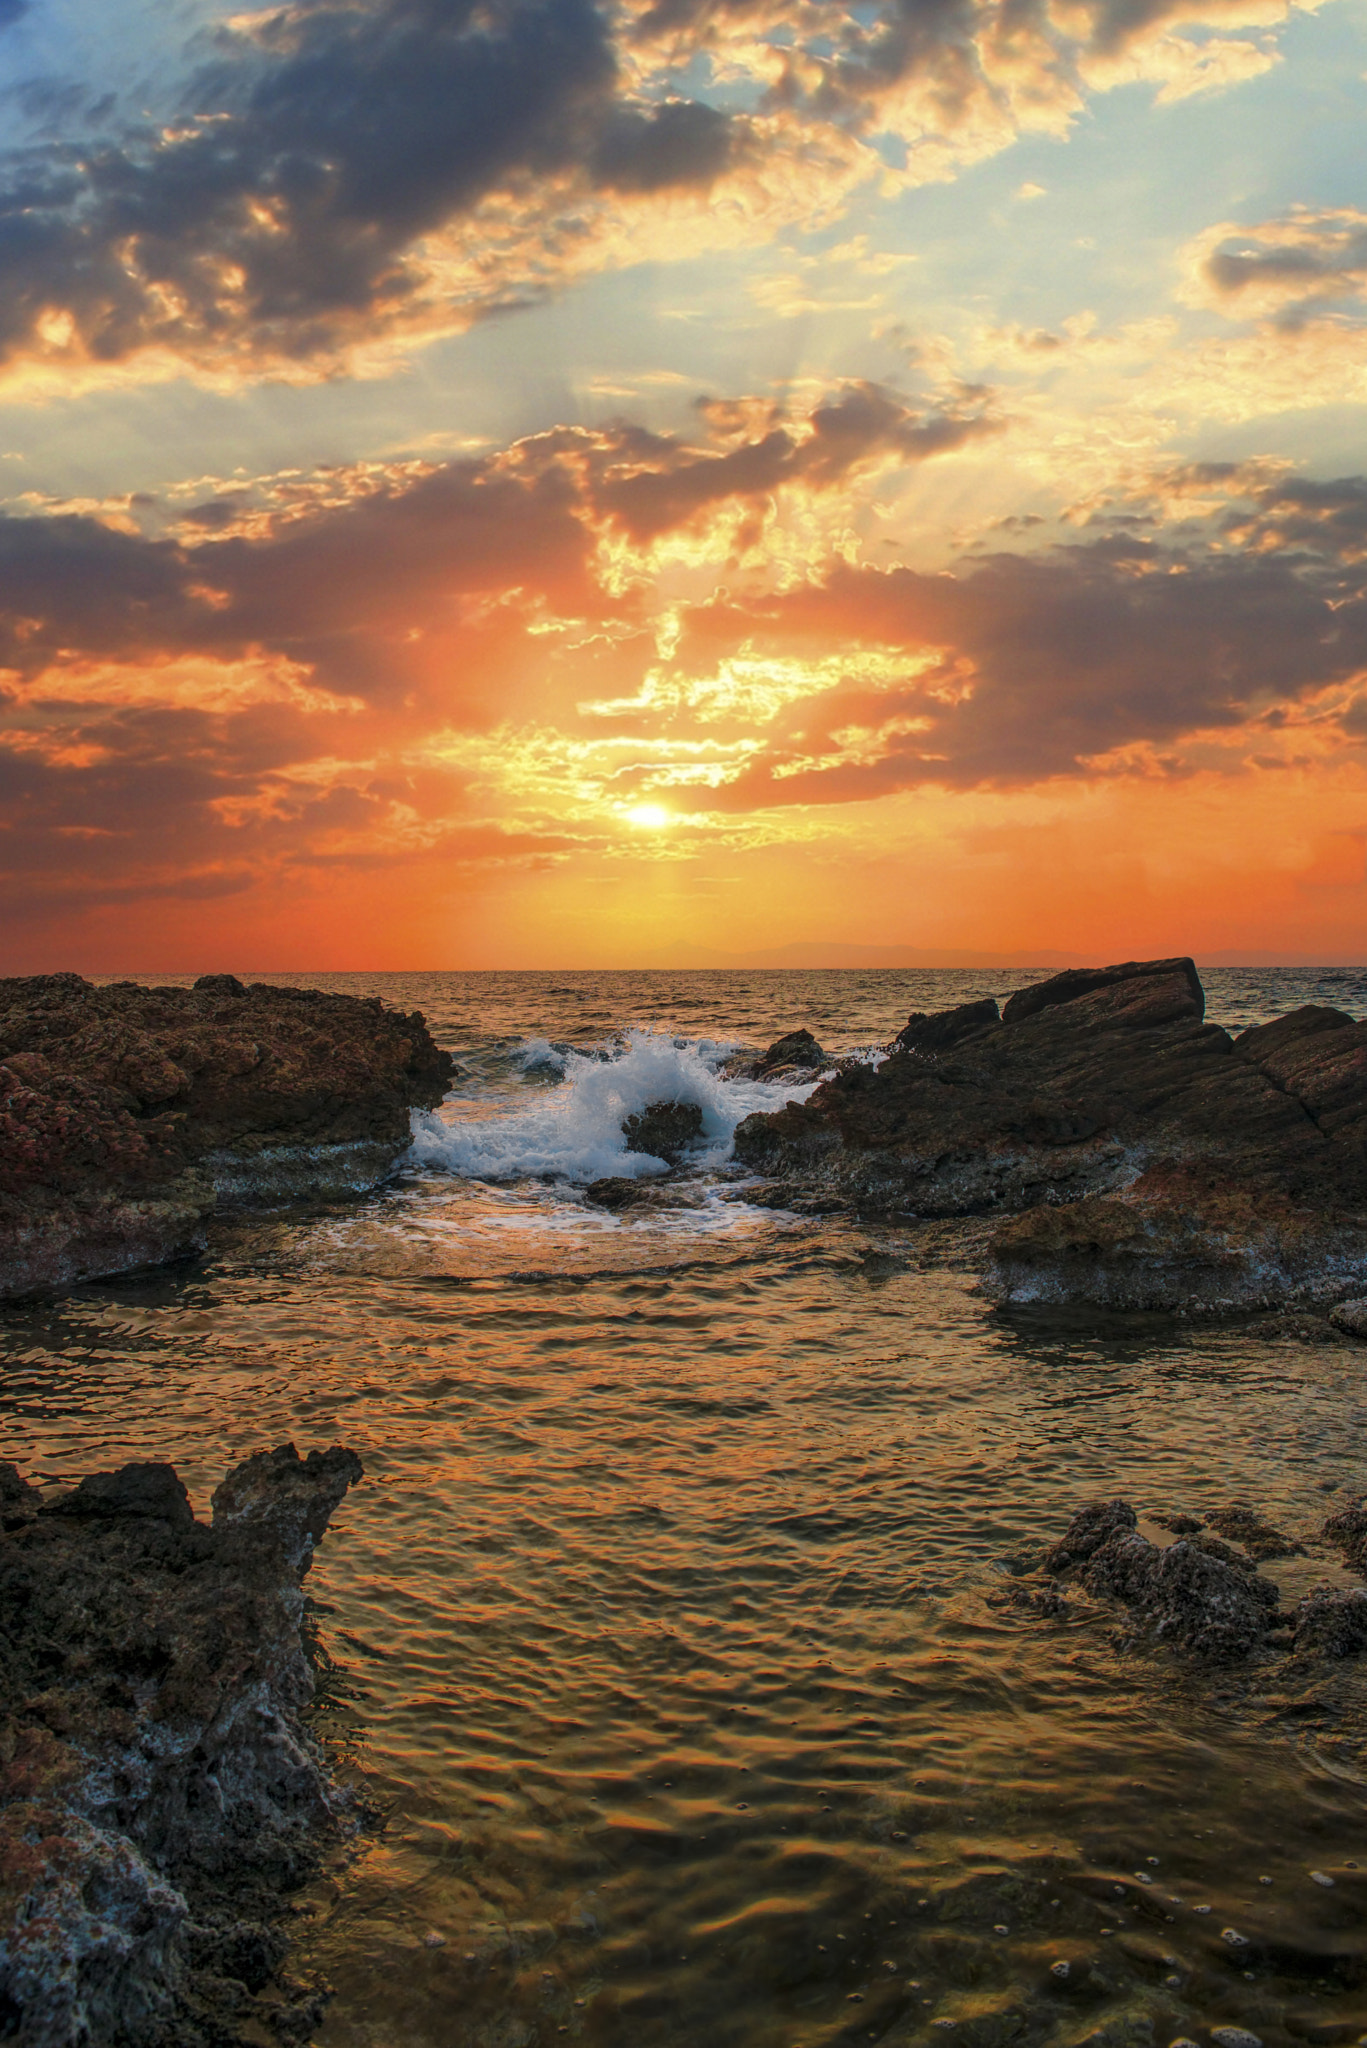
[1032,1498,1281,1661]
[585,1176,654,1209]
[1039,1498,1137,1574]
[755,1029,827,1075]
[0,974,454,1300]
[1328,1297,1367,1337]
[0,1443,363,2046]
[1202,1505,1304,1561]
[731,956,1367,1311]
[1292,1586,1367,1657]
[1001,958,1204,1028]
[621,1099,704,1163]
[894,998,1000,1055]
[1320,1501,1367,1573]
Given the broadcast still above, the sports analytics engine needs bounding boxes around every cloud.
[0,0,1325,387]
[4,389,1367,927]
[1182,208,1367,319]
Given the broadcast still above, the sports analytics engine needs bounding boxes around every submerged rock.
[1026,1496,1367,1666]
[0,973,454,1300]
[0,1442,363,2046]
[1321,1500,1367,1573]
[1032,1499,1280,1661]
[732,956,1367,1312]
[621,1098,704,1164]
[1291,1585,1367,1657]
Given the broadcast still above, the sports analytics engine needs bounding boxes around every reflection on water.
[5,969,1367,2046]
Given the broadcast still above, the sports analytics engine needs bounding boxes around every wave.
[409,1028,822,1184]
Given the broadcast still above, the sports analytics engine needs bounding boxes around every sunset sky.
[2,0,1366,967]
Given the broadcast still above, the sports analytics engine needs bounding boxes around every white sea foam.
[410,1028,819,1184]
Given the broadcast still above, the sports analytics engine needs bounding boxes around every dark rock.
[1328,1297,1367,1338]
[1203,1505,1304,1561]
[1292,1586,1367,1658]
[1001,957,1204,1028]
[0,1442,363,2046]
[1034,1498,1281,1661]
[1321,1501,1367,1573]
[755,1029,826,1075]
[621,1098,704,1163]
[43,1462,194,1529]
[731,955,1367,1311]
[1040,1498,1137,1574]
[585,1176,654,1209]
[0,974,454,1300]
[894,998,1000,1055]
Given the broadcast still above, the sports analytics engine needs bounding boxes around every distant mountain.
[662,942,1088,970]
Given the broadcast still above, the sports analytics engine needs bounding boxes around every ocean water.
[6,967,1367,2048]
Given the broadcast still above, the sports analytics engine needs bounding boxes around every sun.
[625,803,671,829]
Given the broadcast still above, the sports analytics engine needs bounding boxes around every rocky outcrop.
[1019,1497,1367,1664]
[0,973,454,1299]
[621,1098,703,1163]
[721,1028,828,1081]
[731,956,1367,1311]
[0,1443,364,2046]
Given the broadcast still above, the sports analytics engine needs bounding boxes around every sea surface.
[6,967,1367,2048]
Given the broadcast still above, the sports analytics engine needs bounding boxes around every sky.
[1,0,1366,968]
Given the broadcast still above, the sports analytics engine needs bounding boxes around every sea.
[5,966,1367,2048]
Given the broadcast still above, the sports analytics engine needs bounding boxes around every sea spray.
[409,1027,821,1183]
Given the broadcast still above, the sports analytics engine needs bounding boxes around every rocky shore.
[0,1442,364,2046]
[732,956,1367,1312]
[0,974,453,1300]
[1003,1496,1367,1673]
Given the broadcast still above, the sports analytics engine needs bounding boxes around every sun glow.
[625,803,672,829]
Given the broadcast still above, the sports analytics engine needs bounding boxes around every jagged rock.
[621,1099,703,1163]
[1321,1501,1367,1573]
[1292,1586,1367,1657]
[893,998,1000,1055]
[720,1029,828,1081]
[731,956,1367,1311]
[0,1443,363,2047]
[0,974,454,1300]
[755,1029,826,1075]
[1001,957,1204,1028]
[1034,1499,1281,1661]
[1329,1297,1367,1338]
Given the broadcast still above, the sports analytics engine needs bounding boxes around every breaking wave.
[409,1028,821,1184]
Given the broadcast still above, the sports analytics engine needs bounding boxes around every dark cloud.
[666,534,1367,804]
[0,0,1286,376]
[4,404,1366,918]
[582,382,1001,541]
[588,96,744,191]
[0,0,755,370]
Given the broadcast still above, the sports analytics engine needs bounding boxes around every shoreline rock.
[0,974,454,1300]
[0,1443,364,2046]
[1012,1497,1367,1665]
[620,1098,703,1164]
[731,956,1367,1313]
